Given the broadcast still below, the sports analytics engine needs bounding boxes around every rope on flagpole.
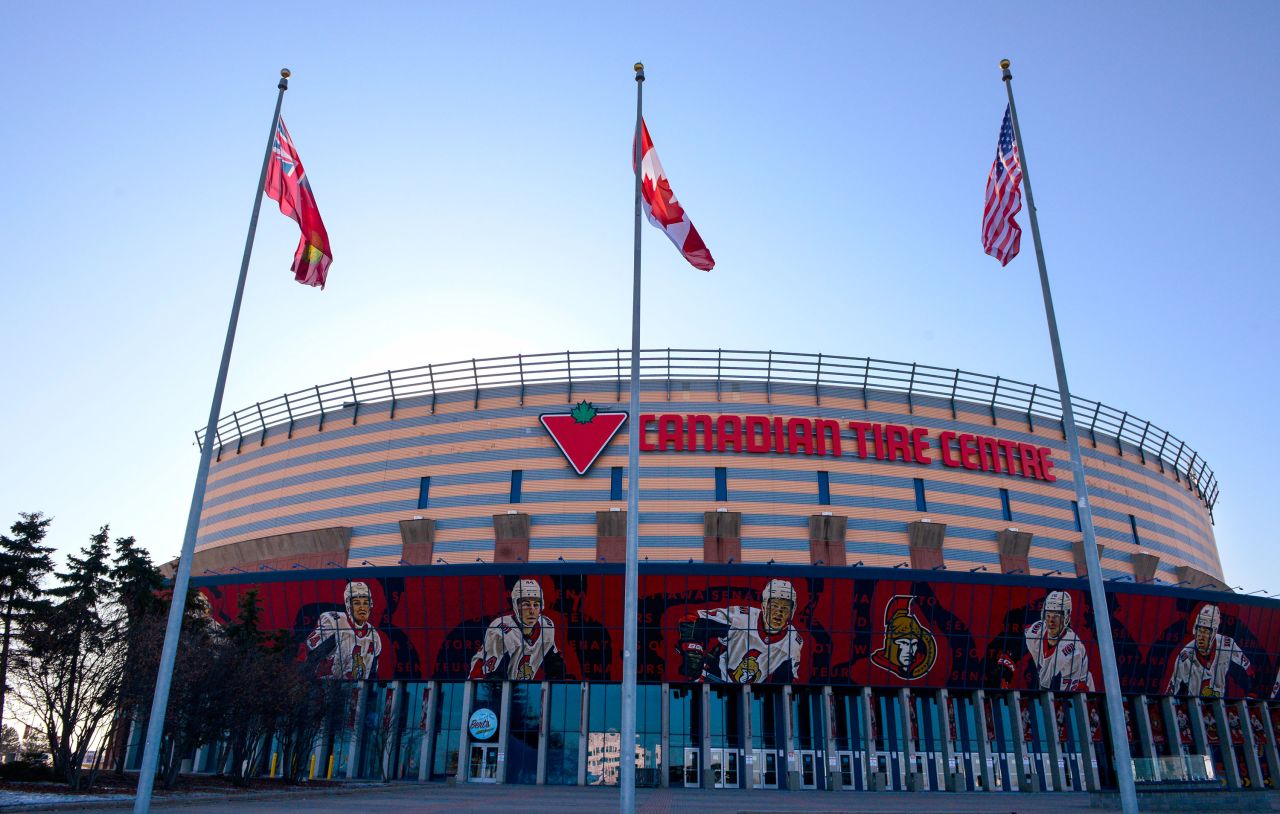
[619,60,645,814]
[130,68,290,814]
[1000,57,1139,814]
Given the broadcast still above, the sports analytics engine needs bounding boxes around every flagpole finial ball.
[999,59,1010,70]
[634,62,644,72]
[281,68,291,79]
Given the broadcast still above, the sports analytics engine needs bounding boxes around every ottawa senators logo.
[870,595,938,680]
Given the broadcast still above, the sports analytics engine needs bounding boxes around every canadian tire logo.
[540,401,628,476]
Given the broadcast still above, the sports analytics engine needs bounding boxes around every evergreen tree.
[106,536,164,773]
[18,526,125,788]
[0,512,54,729]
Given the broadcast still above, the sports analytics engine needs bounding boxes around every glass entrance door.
[707,748,739,788]
[683,747,701,787]
[799,749,818,789]
[468,744,499,782]
[754,750,779,788]
[836,750,864,790]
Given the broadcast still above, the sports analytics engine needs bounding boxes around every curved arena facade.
[137,350,1280,794]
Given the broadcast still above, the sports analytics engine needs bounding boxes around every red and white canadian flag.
[635,119,715,271]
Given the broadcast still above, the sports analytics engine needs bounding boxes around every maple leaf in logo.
[569,400,598,424]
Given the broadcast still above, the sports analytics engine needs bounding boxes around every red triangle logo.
[540,402,628,476]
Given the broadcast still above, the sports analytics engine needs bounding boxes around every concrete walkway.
[15,783,1280,814]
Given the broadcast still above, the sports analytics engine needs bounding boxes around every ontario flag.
[265,117,333,288]
[635,119,714,271]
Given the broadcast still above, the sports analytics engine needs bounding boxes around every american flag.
[982,105,1023,266]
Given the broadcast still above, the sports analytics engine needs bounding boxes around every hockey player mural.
[869,595,938,680]
[469,578,568,680]
[1024,590,1095,691]
[305,581,383,680]
[1166,604,1253,697]
[676,579,804,683]
[194,570,1280,698]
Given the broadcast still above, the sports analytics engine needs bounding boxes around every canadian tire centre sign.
[541,403,1057,482]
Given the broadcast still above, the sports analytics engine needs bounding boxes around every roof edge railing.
[195,348,1218,512]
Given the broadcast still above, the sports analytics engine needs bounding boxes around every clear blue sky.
[2,3,1276,597]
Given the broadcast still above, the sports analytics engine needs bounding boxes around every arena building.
[140,349,1280,794]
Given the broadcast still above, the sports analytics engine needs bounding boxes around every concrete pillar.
[742,684,755,791]
[782,684,797,789]
[974,690,994,791]
[495,681,512,784]
[346,681,368,780]
[1133,695,1156,780]
[577,682,589,786]
[899,688,918,790]
[1187,697,1211,777]
[823,686,839,791]
[1257,702,1280,790]
[937,689,956,791]
[382,682,403,780]
[1160,695,1184,759]
[1236,700,1263,789]
[456,680,474,783]
[1008,691,1030,791]
[858,687,876,790]
[536,681,550,785]
[660,683,670,788]
[1070,694,1100,791]
[700,683,713,789]
[1210,698,1241,789]
[418,681,437,782]
[1039,692,1065,790]
[309,732,326,781]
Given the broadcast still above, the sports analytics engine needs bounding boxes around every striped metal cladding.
[195,375,1222,582]
[195,349,1218,511]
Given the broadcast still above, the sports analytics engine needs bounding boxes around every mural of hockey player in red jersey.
[469,578,567,680]
[1166,604,1252,697]
[305,581,383,680]
[1024,590,1095,691]
[869,595,938,680]
[676,579,804,683]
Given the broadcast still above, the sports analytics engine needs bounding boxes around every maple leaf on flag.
[570,401,598,424]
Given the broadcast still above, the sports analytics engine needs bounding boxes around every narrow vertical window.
[417,476,431,510]
[1129,514,1140,545]
[714,467,728,502]
[913,478,927,513]
[1071,500,1082,532]
[610,466,623,501]
[817,471,831,505]
[999,488,1012,522]
[510,469,523,504]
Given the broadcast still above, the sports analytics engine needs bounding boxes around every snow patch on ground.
[0,790,132,807]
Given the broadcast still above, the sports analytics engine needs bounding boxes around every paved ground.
[19,783,1280,814]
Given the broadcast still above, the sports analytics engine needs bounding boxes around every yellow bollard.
[326,754,334,780]
[270,752,278,777]
[309,753,316,779]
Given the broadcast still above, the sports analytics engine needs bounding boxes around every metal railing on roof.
[195,348,1218,512]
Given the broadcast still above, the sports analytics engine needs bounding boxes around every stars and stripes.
[264,117,333,288]
[982,105,1023,267]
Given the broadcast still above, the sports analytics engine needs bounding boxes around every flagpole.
[619,60,645,814]
[1000,58,1139,814]
[131,68,290,814]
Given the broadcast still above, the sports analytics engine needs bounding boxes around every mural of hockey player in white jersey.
[1024,590,1095,692]
[1166,604,1253,698]
[305,581,383,680]
[469,578,567,680]
[676,579,804,683]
